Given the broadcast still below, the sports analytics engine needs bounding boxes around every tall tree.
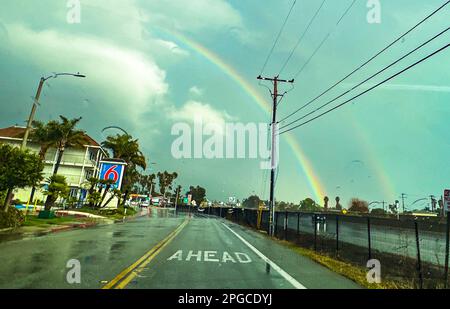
[187,186,206,206]
[157,171,178,197]
[49,116,87,175]
[243,195,261,209]
[324,196,329,210]
[349,198,369,213]
[43,116,87,208]
[0,144,44,211]
[43,175,70,210]
[28,120,58,202]
[102,134,147,203]
[335,196,342,210]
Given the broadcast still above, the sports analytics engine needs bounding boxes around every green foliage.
[299,198,322,212]
[0,144,44,209]
[66,196,79,209]
[87,192,102,206]
[0,207,24,228]
[349,198,369,213]
[335,197,342,210]
[188,186,206,206]
[243,195,261,209]
[137,174,157,195]
[371,208,387,216]
[30,120,57,159]
[48,116,87,175]
[157,171,178,196]
[101,134,147,192]
[43,175,69,211]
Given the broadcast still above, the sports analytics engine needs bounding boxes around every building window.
[89,150,97,162]
[85,169,94,180]
[69,188,79,198]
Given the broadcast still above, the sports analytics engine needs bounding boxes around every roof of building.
[0,126,101,147]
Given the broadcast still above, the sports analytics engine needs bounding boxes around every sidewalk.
[0,208,151,243]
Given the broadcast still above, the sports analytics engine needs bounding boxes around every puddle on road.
[110,241,127,252]
[112,231,127,238]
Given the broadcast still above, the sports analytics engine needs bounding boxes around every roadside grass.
[77,207,138,221]
[276,239,413,289]
[22,215,81,227]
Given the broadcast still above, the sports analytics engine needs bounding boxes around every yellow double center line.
[102,218,189,289]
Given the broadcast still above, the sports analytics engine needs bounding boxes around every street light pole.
[21,78,45,150]
[21,73,86,150]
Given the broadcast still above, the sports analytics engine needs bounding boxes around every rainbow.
[349,117,397,201]
[162,28,327,202]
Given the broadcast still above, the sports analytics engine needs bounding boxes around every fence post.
[336,215,339,256]
[415,220,423,289]
[285,211,288,241]
[445,214,450,288]
[367,217,372,261]
[274,212,278,238]
[314,214,317,252]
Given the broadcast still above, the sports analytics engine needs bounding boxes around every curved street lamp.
[409,198,429,210]
[21,72,86,149]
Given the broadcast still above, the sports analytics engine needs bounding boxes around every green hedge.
[0,208,25,229]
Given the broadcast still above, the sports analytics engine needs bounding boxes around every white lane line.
[221,223,307,289]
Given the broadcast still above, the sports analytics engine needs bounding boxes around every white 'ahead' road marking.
[221,223,307,289]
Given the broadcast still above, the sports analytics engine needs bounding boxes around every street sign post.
[99,161,127,190]
[444,189,450,215]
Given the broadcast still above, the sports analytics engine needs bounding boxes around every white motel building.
[0,125,108,204]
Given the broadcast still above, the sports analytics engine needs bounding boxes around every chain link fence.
[177,206,450,288]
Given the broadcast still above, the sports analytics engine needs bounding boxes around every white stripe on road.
[221,223,307,289]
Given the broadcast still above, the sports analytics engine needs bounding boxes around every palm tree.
[28,120,57,202]
[335,196,342,210]
[324,196,329,210]
[48,116,87,176]
[101,134,147,201]
[44,116,87,209]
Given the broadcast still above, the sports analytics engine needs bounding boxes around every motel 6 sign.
[99,161,127,190]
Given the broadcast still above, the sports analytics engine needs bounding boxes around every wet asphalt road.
[0,208,360,289]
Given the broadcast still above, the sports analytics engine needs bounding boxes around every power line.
[293,0,357,79]
[279,43,449,135]
[259,0,298,75]
[336,0,357,26]
[278,0,450,123]
[280,27,449,131]
[278,0,327,75]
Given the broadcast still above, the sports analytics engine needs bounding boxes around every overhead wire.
[278,0,450,123]
[278,43,450,135]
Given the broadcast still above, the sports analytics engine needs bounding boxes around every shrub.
[349,198,369,213]
[0,208,25,228]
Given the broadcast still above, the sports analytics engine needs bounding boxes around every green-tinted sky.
[0,0,449,208]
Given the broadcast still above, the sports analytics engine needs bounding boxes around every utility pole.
[21,73,86,150]
[430,195,436,212]
[22,78,45,150]
[257,75,294,237]
[401,193,407,213]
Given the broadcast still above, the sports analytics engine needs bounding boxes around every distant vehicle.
[151,197,162,206]
[130,194,150,208]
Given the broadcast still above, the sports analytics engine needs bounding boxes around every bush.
[0,208,25,228]
[117,206,136,216]
[349,198,369,213]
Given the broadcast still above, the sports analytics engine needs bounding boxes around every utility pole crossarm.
[257,75,295,83]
